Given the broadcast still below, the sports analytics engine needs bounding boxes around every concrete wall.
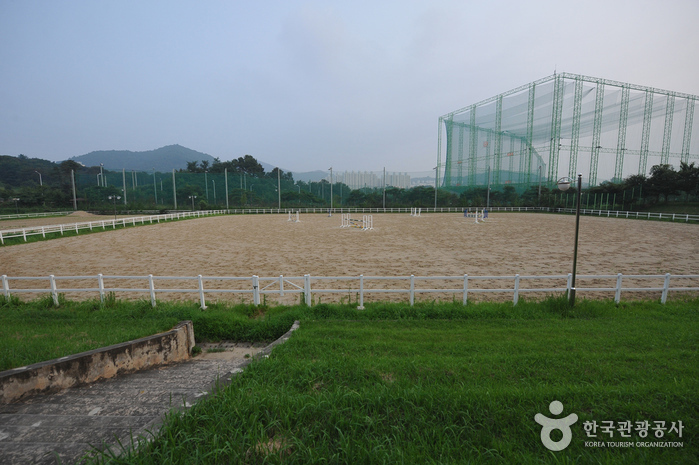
[0,321,195,404]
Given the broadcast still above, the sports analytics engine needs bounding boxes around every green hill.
[69,144,216,172]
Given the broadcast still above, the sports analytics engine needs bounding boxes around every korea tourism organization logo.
[534,400,684,451]
[534,401,578,451]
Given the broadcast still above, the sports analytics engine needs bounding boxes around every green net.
[439,73,698,190]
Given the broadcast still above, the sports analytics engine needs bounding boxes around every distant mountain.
[292,170,331,182]
[68,145,216,172]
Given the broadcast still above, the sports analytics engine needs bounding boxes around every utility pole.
[71,169,77,211]
[278,168,281,209]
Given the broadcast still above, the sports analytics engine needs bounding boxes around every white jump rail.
[2,273,697,309]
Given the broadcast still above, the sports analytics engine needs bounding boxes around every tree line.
[1,153,697,213]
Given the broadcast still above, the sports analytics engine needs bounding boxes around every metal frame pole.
[570,173,582,307]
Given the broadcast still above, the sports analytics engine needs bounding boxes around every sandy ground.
[1,213,698,304]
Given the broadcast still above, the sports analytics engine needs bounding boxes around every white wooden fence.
[0,210,227,245]
[2,273,697,308]
[0,211,72,221]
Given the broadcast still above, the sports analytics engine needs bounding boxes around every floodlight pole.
[278,168,282,210]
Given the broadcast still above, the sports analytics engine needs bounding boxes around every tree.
[677,161,699,201]
[648,164,679,203]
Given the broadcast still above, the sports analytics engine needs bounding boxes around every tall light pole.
[107,195,121,221]
[100,163,106,187]
[205,170,209,201]
[212,179,216,206]
[34,171,42,186]
[12,198,20,214]
[557,174,582,307]
[189,195,197,211]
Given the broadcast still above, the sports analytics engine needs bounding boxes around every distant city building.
[337,171,411,190]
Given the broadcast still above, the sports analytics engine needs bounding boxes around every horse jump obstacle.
[341,214,374,230]
[464,209,488,223]
[410,208,421,217]
[287,211,300,223]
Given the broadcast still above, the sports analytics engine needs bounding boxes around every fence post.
[615,273,623,303]
[98,273,105,304]
[23,229,27,241]
[252,275,260,306]
[49,275,59,307]
[198,275,207,310]
[358,274,365,309]
[2,275,9,301]
[42,227,46,238]
[304,274,312,306]
[279,275,284,297]
[463,274,468,305]
[0,232,3,245]
[661,273,671,304]
[566,273,572,299]
[513,274,520,305]
[148,274,156,307]
[409,275,415,306]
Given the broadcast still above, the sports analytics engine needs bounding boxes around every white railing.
[0,210,228,245]
[2,273,697,308]
[0,211,72,221]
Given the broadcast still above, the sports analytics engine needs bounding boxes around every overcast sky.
[1,0,698,173]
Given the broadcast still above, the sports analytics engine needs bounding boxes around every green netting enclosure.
[437,72,698,190]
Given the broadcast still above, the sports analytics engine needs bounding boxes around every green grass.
[67,296,698,464]
[0,296,297,371]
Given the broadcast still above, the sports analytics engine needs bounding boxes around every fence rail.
[0,210,228,245]
[2,273,697,308]
[0,211,72,221]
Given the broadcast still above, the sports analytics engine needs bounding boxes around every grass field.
[17,296,684,465]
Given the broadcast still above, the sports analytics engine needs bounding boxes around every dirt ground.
[1,212,697,304]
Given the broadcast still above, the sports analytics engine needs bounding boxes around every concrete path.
[0,322,299,465]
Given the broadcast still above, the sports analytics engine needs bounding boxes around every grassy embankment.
[2,295,697,464]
